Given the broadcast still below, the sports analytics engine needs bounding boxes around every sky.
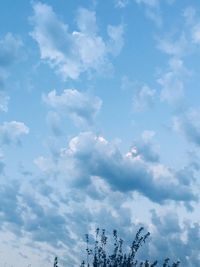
[0,0,200,266]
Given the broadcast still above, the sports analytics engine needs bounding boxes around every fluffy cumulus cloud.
[34,131,197,204]
[0,121,29,145]
[30,2,124,80]
[43,89,102,126]
[134,130,160,162]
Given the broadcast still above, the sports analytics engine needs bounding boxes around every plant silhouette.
[79,228,180,267]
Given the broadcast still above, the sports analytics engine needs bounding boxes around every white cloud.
[183,6,196,25]
[43,89,102,126]
[184,7,200,47]
[34,156,52,172]
[36,131,196,204]
[0,121,29,145]
[30,2,124,80]
[134,130,160,162]
[192,23,200,44]
[0,92,9,112]
[107,24,124,56]
[114,0,129,8]
[121,76,156,112]
[158,6,200,58]
[0,33,23,110]
[135,0,159,8]
[46,111,62,136]
[157,34,188,57]
[132,84,156,112]
[134,0,162,27]
[76,7,97,35]
[172,108,200,146]
[22,130,197,266]
[149,209,200,266]
[158,58,188,104]
[0,33,23,68]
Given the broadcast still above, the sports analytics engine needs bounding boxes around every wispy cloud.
[0,33,23,112]
[173,107,200,146]
[114,0,129,8]
[134,0,162,27]
[121,76,156,112]
[157,58,189,104]
[0,121,29,145]
[43,89,102,126]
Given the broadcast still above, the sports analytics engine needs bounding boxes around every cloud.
[0,33,23,111]
[43,89,102,126]
[121,76,156,112]
[157,6,200,58]
[172,108,200,146]
[0,121,29,145]
[0,92,9,112]
[135,0,159,7]
[0,151,5,174]
[0,154,139,265]
[132,85,156,112]
[157,58,188,104]
[134,130,160,162]
[35,131,197,204]
[155,9,200,106]
[183,6,200,50]
[46,111,63,136]
[134,0,176,26]
[149,210,200,266]
[157,34,188,57]
[0,181,23,232]
[107,24,124,56]
[30,2,124,80]
[114,0,129,8]
[0,129,198,266]
[0,171,199,266]
[134,0,162,27]
[185,8,200,45]
[0,33,23,68]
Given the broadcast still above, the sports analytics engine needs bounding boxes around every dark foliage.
[79,228,180,267]
[54,256,58,267]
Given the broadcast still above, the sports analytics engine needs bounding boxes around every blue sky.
[0,0,200,266]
